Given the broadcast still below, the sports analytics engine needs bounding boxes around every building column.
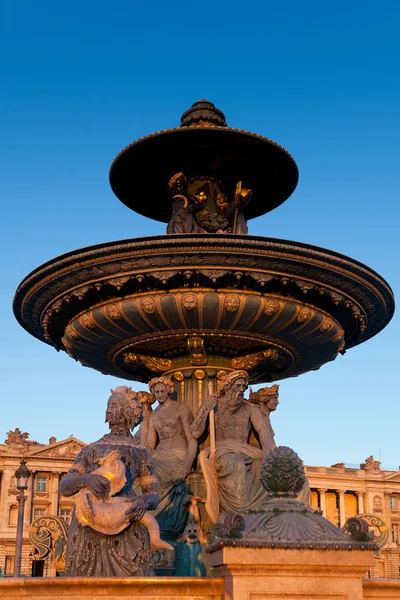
[356,492,364,515]
[318,489,327,517]
[24,469,35,529]
[338,490,346,527]
[51,473,60,516]
[383,492,394,547]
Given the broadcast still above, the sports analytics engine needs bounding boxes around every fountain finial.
[180,99,227,127]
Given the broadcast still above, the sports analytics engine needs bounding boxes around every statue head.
[218,370,248,410]
[105,386,143,430]
[250,384,279,412]
[148,376,175,404]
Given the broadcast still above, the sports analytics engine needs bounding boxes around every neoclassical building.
[1,428,399,578]
[0,429,84,577]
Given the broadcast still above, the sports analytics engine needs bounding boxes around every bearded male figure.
[190,370,273,521]
[60,387,159,576]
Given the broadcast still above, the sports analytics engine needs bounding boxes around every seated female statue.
[60,387,159,577]
[146,376,197,535]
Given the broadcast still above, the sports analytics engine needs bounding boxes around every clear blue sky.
[1,1,399,468]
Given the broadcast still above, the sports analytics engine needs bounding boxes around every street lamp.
[14,458,31,577]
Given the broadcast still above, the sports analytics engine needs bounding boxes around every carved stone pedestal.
[208,547,375,600]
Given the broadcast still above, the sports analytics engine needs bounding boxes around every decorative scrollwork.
[123,353,171,373]
[28,516,68,572]
[342,517,374,542]
[209,512,245,544]
[232,348,281,371]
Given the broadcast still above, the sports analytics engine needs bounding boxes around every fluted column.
[51,473,60,515]
[318,488,327,517]
[338,490,346,527]
[383,492,394,546]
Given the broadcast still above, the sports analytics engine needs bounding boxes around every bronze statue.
[60,386,160,576]
[146,376,197,534]
[190,370,273,522]
[248,384,279,450]
[166,173,251,235]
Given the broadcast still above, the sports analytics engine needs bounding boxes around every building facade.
[0,429,84,577]
[1,428,399,578]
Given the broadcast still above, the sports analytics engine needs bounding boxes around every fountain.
[11,100,395,594]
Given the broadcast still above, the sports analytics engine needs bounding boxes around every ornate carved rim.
[13,234,394,380]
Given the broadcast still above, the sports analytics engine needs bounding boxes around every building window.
[5,556,15,576]
[8,505,18,526]
[59,509,72,524]
[392,524,400,545]
[33,507,46,520]
[390,496,397,510]
[36,476,47,492]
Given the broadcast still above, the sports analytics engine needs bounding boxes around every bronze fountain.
[14,99,394,414]
[13,100,394,575]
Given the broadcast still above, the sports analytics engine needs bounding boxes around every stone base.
[209,547,375,600]
[0,576,224,600]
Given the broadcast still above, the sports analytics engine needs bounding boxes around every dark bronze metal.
[207,447,379,553]
[109,100,299,222]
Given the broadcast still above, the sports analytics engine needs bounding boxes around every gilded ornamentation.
[232,349,280,371]
[124,353,171,373]
[182,293,198,310]
[105,304,121,320]
[28,515,69,572]
[140,297,156,315]
[297,306,313,323]
[224,294,240,312]
[320,316,334,332]
[264,298,281,316]
[80,313,95,329]
[65,326,78,339]
[174,371,184,382]
[187,336,207,366]
[332,328,344,342]
[61,336,73,349]
[350,514,388,555]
